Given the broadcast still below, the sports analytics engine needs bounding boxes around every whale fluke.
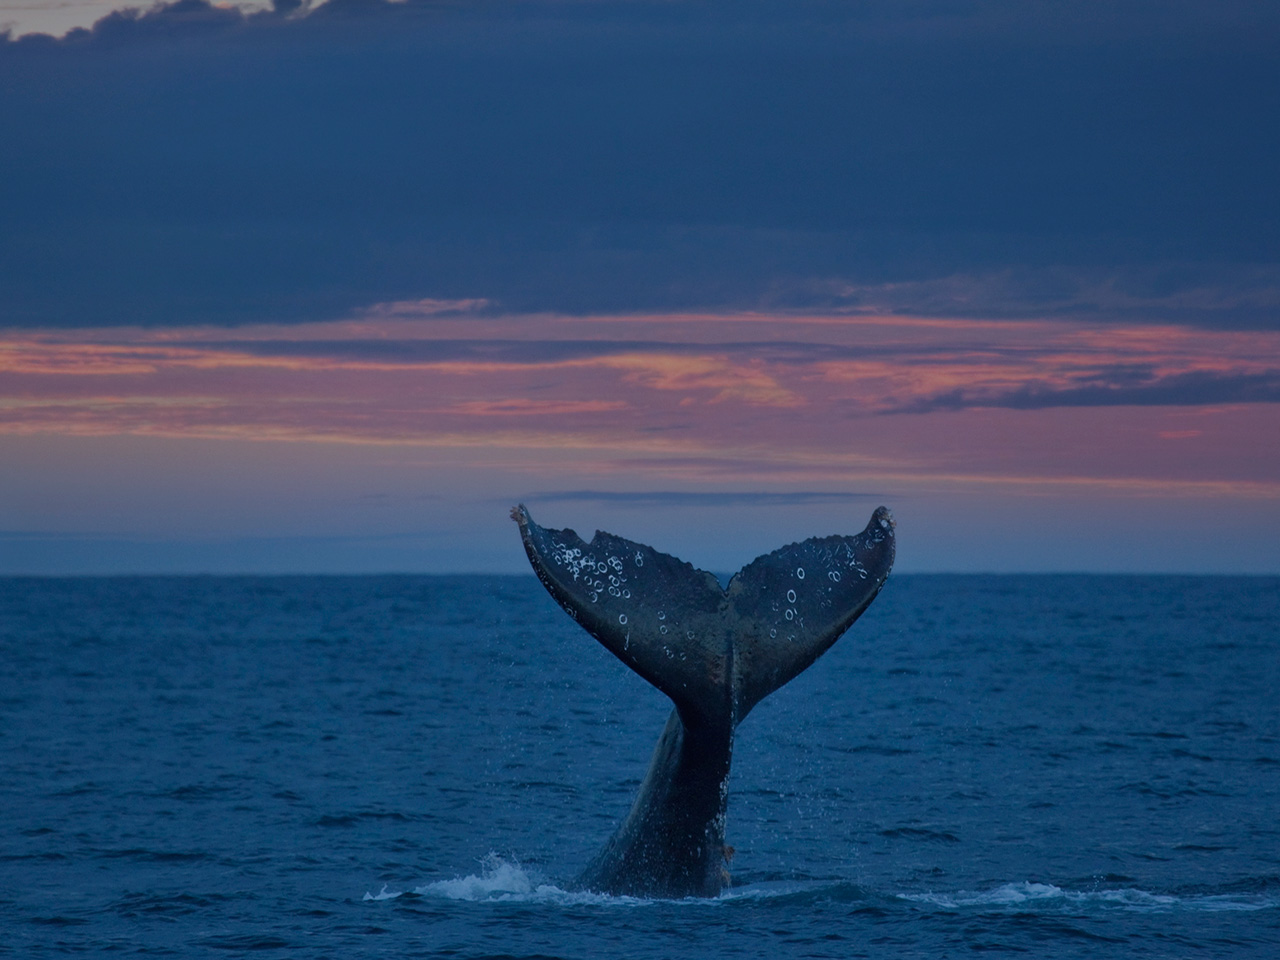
[725,510,895,719]
[512,504,894,897]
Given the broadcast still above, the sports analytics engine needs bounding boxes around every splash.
[364,854,827,906]
[420,854,558,901]
[365,854,651,906]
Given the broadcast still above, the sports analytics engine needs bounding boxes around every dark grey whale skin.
[513,505,896,898]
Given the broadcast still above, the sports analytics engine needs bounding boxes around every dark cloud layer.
[3,0,1278,327]
[899,370,1280,413]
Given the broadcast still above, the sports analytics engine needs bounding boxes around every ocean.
[2,574,1278,958]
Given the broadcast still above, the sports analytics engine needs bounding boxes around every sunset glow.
[4,308,1278,573]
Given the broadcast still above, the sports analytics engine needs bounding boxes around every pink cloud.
[1,312,1277,502]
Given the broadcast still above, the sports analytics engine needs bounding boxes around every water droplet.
[796,566,805,579]
[618,614,628,625]
[787,589,796,604]
[828,570,841,582]
[785,608,795,621]
[657,611,666,620]
[769,628,777,638]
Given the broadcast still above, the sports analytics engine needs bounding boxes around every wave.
[363,855,823,906]
[366,858,1279,914]
[898,881,1278,913]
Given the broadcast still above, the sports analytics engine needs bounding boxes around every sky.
[2,0,1278,575]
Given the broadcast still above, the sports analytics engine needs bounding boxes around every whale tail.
[511,504,895,728]
[512,503,894,897]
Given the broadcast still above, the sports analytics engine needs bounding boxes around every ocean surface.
[2,574,1278,958]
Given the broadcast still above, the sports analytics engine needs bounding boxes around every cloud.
[359,298,493,319]
[453,399,627,417]
[520,490,883,507]
[897,370,1280,413]
[786,266,1280,329]
[6,313,1279,427]
[2,0,1278,326]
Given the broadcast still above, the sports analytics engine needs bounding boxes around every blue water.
[2,575,1278,957]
